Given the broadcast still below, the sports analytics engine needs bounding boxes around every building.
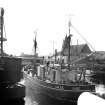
[19,53,43,66]
[52,44,92,64]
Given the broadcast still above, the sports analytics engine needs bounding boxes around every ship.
[88,52,105,84]
[23,20,96,103]
[0,8,25,104]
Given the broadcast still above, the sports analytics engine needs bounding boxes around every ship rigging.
[23,18,96,103]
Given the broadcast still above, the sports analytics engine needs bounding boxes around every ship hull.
[24,72,95,103]
[0,83,25,100]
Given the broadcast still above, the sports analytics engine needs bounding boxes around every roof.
[72,52,105,66]
[62,44,91,56]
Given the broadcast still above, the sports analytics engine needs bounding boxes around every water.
[0,98,25,105]
[24,87,77,105]
[24,96,77,105]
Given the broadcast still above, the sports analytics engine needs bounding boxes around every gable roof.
[62,44,91,56]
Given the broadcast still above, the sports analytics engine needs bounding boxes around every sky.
[0,0,105,56]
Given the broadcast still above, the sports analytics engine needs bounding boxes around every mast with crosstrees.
[0,8,7,57]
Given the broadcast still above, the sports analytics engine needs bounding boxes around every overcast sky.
[0,0,105,56]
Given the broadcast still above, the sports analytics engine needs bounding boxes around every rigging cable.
[71,24,96,52]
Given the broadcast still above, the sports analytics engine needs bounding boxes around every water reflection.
[25,97,38,105]
[24,94,77,105]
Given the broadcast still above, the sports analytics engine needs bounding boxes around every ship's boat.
[0,8,25,102]
[23,20,95,103]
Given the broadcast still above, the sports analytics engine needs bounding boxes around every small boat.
[23,20,95,103]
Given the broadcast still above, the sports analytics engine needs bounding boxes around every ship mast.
[34,31,37,56]
[0,8,4,57]
[68,20,72,70]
